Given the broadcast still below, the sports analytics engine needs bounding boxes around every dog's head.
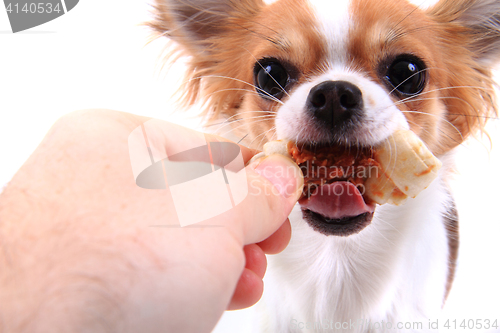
[150,0,500,235]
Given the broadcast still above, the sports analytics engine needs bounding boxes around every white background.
[1,1,499,332]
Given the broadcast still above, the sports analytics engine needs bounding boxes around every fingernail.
[252,154,304,201]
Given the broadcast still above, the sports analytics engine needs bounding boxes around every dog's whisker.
[204,118,241,129]
[398,84,492,102]
[210,115,247,133]
[446,113,499,120]
[181,74,286,103]
[402,114,467,151]
[217,117,274,138]
[385,0,426,43]
[204,88,285,105]
[215,115,274,135]
[371,219,399,246]
[375,217,404,239]
[387,65,493,100]
[207,110,277,126]
[206,118,253,137]
[209,112,276,133]
[396,95,485,132]
[400,110,462,142]
[249,126,277,148]
[237,133,250,144]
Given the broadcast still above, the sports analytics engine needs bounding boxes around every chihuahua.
[149,0,500,331]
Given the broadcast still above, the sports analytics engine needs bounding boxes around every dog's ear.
[425,0,500,152]
[429,0,500,66]
[149,0,263,55]
[148,0,265,118]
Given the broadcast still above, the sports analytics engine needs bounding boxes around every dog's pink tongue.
[300,182,375,220]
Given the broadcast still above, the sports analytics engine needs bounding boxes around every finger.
[243,244,267,279]
[257,218,292,255]
[226,222,290,312]
[227,244,266,310]
[235,154,303,245]
[227,268,263,311]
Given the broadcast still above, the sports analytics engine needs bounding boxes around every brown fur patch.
[349,0,497,156]
[148,0,329,148]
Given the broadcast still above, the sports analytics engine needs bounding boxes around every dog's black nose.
[307,81,363,128]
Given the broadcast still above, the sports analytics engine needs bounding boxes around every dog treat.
[257,130,442,206]
[364,130,442,205]
[288,142,380,201]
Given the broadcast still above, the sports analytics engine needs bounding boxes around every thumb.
[234,154,304,245]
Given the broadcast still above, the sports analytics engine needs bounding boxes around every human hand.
[0,109,304,333]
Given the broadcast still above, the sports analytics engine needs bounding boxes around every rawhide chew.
[364,130,442,205]
[257,130,442,206]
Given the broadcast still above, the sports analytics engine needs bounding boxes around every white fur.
[260,160,452,332]
[307,0,351,65]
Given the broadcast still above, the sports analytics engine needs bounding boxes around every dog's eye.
[386,56,426,95]
[254,60,288,100]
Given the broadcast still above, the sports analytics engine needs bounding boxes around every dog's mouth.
[299,182,375,236]
[289,143,379,237]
